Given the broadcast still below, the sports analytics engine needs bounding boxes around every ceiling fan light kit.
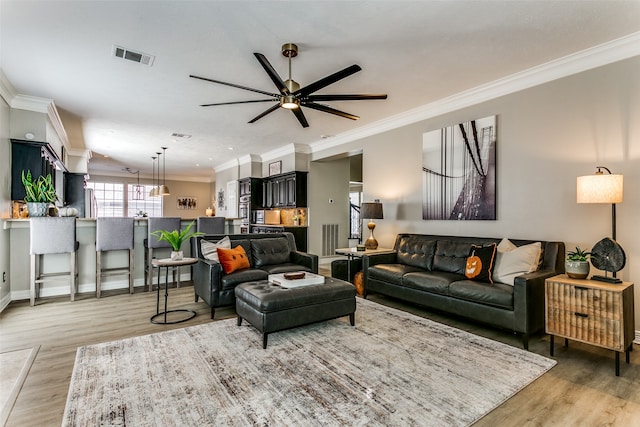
[190,42,387,128]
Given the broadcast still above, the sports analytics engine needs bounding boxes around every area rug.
[63,299,555,426]
[0,345,40,426]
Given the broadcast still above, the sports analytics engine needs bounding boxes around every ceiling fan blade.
[303,102,359,120]
[190,74,278,97]
[295,64,362,96]
[306,94,388,102]
[291,107,309,128]
[200,99,276,107]
[253,53,289,95]
[248,104,281,124]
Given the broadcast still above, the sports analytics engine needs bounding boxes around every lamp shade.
[577,174,623,204]
[361,202,383,219]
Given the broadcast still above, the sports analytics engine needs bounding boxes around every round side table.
[150,257,198,324]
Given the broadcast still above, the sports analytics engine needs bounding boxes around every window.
[127,185,162,217]
[87,182,124,217]
[87,182,162,217]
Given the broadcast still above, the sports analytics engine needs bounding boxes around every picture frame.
[422,115,496,221]
[177,196,197,210]
[269,160,282,176]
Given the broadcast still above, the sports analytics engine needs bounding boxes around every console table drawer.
[546,282,622,321]
[544,275,635,376]
[546,307,622,350]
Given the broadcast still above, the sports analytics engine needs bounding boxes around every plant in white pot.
[566,246,591,279]
[21,170,58,217]
[151,221,204,261]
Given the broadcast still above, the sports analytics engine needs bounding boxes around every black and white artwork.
[422,115,496,220]
[177,196,197,210]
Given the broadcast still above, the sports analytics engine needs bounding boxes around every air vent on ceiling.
[113,45,155,66]
[171,133,192,139]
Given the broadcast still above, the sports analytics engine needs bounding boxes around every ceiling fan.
[189,43,387,128]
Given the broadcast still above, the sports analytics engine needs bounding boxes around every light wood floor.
[1,282,639,426]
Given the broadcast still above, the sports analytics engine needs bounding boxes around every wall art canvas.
[177,197,197,210]
[422,115,496,220]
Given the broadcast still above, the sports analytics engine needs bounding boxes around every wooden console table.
[545,274,635,376]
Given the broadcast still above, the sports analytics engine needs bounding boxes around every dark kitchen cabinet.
[65,172,87,217]
[262,171,307,208]
[11,139,65,201]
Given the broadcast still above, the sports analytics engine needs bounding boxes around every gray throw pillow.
[201,236,231,262]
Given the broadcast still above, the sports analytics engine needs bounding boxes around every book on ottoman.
[268,272,325,288]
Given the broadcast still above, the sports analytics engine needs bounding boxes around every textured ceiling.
[2,1,639,180]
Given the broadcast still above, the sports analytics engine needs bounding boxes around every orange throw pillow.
[217,245,250,274]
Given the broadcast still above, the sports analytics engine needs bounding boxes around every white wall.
[0,96,11,308]
[312,57,640,328]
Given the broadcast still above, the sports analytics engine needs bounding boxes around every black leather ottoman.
[235,278,356,349]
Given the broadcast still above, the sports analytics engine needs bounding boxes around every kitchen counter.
[2,217,239,302]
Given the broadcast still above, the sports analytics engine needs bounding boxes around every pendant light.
[125,167,144,200]
[158,146,171,196]
[149,155,158,197]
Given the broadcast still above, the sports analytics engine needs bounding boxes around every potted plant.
[566,246,591,279]
[151,220,204,260]
[21,170,58,217]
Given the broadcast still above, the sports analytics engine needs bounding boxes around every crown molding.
[260,143,311,163]
[238,154,262,165]
[67,147,93,160]
[0,69,17,105]
[310,31,640,155]
[215,158,239,173]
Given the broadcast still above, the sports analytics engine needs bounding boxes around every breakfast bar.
[2,218,237,301]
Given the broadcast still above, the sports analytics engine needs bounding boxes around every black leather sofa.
[363,234,565,349]
[193,233,318,319]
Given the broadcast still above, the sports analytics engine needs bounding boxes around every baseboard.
[0,292,12,313]
[9,271,193,302]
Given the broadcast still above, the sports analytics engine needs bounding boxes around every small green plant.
[21,170,58,203]
[567,246,591,262]
[151,220,204,251]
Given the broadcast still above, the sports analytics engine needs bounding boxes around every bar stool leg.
[129,249,134,294]
[70,251,76,302]
[30,254,37,307]
[96,251,102,298]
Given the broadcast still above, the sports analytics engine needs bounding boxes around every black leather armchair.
[193,233,318,319]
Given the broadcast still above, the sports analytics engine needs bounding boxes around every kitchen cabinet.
[11,139,66,202]
[65,172,88,217]
[262,171,307,208]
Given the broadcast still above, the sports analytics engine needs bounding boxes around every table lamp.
[361,201,383,250]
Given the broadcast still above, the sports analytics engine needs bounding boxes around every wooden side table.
[545,274,635,376]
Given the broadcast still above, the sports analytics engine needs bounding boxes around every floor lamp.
[576,166,624,278]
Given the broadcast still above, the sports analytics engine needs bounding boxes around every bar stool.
[29,217,78,306]
[145,217,181,291]
[96,217,134,298]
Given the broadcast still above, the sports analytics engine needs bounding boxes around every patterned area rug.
[63,299,555,426]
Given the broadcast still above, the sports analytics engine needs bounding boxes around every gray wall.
[308,157,351,256]
[311,57,640,328]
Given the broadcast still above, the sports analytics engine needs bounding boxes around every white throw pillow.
[492,239,542,285]
[201,236,231,262]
